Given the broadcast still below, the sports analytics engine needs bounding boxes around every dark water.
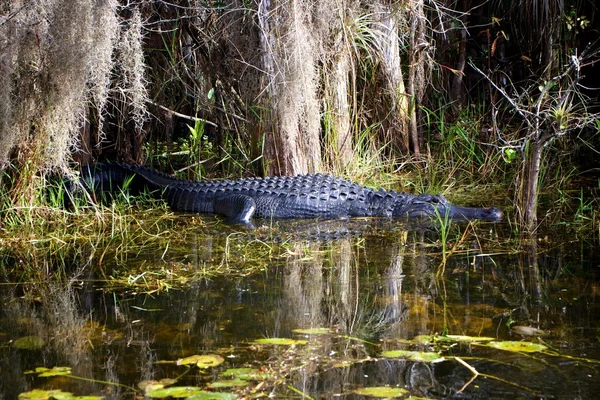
[1,217,599,399]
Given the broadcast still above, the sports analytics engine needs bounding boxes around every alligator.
[76,162,503,226]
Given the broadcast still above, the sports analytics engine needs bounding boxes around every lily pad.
[139,378,178,392]
[177,354,224,368]
[145,386,206,398]
[220,368,273,380]
[486,341,547,353]
[381,350,445,363]
[252,338,307,345]
[187,393,238,400]
[207,378,249,388]
[292,328,331,335]
[25,366,72,377]
[19,389,72,400]
[13,336,46,350]
[413,334,495,345]
[353,386,408,398]
[18,390,103,400]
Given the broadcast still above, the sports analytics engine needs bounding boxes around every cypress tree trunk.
[519,139,545,231]
[325,49,354,171]
[376,5,410,155]
[258,0,322,176]
[407,0,426,156]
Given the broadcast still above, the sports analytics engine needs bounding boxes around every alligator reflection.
[0,218,599,399]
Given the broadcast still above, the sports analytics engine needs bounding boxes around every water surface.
[1,216,598,398]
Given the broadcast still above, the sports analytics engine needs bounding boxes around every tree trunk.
[450,28,467,111]
[258,0,322,176]
[407,0,426,157]
[376,5,410,155]
[520,140,545,230]
[324,48,354,172]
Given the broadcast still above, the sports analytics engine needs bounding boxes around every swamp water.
[1,215,599,399]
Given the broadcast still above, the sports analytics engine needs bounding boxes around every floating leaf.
[441,335,496,343]
[177,354,224,368]
[413,334,495,345]
[145,386,206,398]
[332,360,356,368]
[13,336,46,350]
[64,397,103,400]
[207,378,249,388]
[381,350,445,363]
[19,389,72,400]
[253,338,307,345]
[187,392,238,400]
[487,341,547,353]
[139,378,178,392]
[38,366,72,377]
[25,366,72,378]
[220,368,273,381]
[292,328,331,335]
[353,386,408,398]
[196,355,224,368]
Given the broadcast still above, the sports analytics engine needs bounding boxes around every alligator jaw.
[446,204,504,222]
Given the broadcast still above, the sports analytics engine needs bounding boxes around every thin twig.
[146,100,218,127]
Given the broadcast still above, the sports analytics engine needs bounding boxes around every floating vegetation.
[18,389,103,400]
[412,334,496,345]
[486,340,548,353]
[25,366,71,377]
[380,349,445,363]
[138,379,178,392]
[206,379,248,388]
[252,337,308,346]
[352,386,409,398]
[292,327,331,335]
[144,386,237,399]
[177,354,225,368]
[220,368,274,381]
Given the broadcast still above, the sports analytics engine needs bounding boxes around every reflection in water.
[0,218,599,398]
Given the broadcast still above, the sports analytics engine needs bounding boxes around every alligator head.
[393,194,503,222]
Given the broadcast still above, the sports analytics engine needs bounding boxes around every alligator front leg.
[213,194,257,227]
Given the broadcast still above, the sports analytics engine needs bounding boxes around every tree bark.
[521,140,545,230]
[258,0,322,176]
[407,0,426,157]
[376,5,410,155]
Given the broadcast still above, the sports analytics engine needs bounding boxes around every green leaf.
[353,386,408,398]
[486,341,547,353]
[413,334,495,345]
[19,389,72,400]
[188,393,238,400]
[38,366,72,377]
[253,338,307,345]
[207,379,249,388]
[381,350,445,363]
[145,386,206,398]
[139,378,178,392]
[292,328,331,335]
[176,354,224,368]
[220,368,273,380]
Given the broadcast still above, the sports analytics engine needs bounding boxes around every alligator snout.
[485,207,504,221]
